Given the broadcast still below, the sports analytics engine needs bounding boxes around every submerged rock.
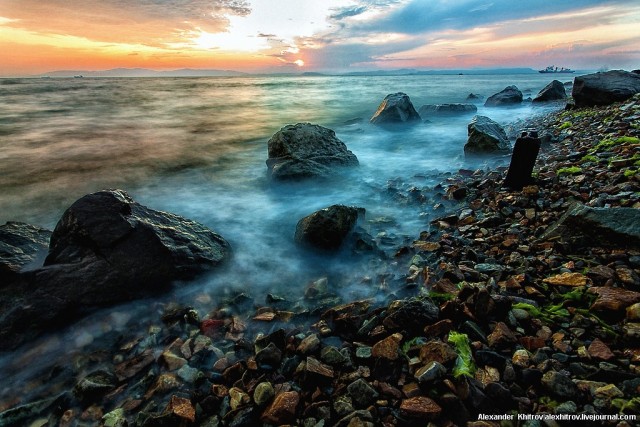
[266,123,359,180]
[418,103,477,118]
[466,93,483,102]
[0,189,231,350]
[484,85,523,107]
[533,80,567,103]
[294,205,362,251]
[572,70,640,107]
[464,115,510,155]
[0,221,51,284]
[370,92,421,126]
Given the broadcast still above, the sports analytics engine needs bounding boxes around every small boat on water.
[73,75,84,78]
[539,66,574,74]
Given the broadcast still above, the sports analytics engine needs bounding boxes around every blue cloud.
[358,0,627,34]
[330,6,368,20]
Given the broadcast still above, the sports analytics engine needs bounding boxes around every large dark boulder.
[0,222,51,284]
[464,116,510,155]
[418,104,477,118]
[532,80,566,103]
[294,205,362,251]
[0,189,231,350]
[484,85,523,107]
[370,92,421,126]
[266,123,358,180]
[572,70,640,107]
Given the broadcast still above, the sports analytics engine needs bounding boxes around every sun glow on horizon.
[294,59,304,67]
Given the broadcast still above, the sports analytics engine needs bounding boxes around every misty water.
[0,74,564,404]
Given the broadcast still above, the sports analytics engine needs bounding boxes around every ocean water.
[0,75,564,391]
[0,73,567,303]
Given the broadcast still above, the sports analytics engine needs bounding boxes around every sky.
[1,0,639,76]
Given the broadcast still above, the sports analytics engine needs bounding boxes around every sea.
[0,74,566,401]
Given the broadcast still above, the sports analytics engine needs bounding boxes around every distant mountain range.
[35,67,543,78]
[37,68,248,78]
[341,68,540,76]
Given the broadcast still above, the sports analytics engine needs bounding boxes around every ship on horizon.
[539,65,574,74]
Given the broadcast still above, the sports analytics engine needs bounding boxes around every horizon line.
[2,65,608,79]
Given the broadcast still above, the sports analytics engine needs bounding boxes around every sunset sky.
[1,0,639,76]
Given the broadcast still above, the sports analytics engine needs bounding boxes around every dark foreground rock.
[370,92,421,126]
[464,115,510,155]
[532,79,567,103]
[484,85,523,107]
[266,123,359,180]
[0,189,231,350]
[0,221,51,284]
[572,70,640,107]
[503,130,541,190]
[295,205,362,251]
[418,103,477,118]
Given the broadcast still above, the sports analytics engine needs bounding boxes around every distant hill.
[37,68,248,78]
[342,68,538,76]
[35,67,542,79]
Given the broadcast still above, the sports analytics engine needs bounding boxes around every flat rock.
[543,272,589,287]
[418,340,457,365]
[306,356,334,378]
[587,338,615,361]
[418,103,477,118]
[371,332,402,360]
[399,396,442,419]
[589,287,640,312]
[165,395,196,423]
[266,123,358,180]
[261,391,300,425]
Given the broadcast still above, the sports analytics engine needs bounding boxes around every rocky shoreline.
[1,79,640,426]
